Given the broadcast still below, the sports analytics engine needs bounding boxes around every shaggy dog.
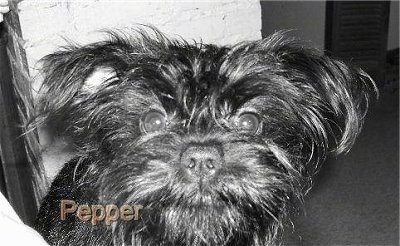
[33,28,375,246]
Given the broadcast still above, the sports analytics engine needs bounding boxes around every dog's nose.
[180,146,223,177]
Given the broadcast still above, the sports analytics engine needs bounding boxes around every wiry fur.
[33,28,376,246]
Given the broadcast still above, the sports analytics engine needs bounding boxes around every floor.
[283,89,399,245]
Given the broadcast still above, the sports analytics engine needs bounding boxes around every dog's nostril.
[188,158,196,169]
[205,159,214,169]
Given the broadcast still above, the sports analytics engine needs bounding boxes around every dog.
[32,28,376,246]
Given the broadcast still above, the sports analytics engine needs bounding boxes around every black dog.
[33,28,375,246]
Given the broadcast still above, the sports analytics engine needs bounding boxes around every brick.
[16,0,261,78]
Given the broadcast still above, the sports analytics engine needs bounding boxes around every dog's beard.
[86,132,303,246]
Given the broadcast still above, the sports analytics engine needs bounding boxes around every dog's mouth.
[135,193,253,245]
[121,177,284,246]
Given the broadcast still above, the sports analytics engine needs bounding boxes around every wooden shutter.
[325,1,390,85]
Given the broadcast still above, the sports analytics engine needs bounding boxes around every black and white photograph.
[0,1,398,245]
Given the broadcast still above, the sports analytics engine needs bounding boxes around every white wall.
[18,0,261,82]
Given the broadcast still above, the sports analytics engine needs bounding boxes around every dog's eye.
[237,113,260,133]
[142,111,166,133]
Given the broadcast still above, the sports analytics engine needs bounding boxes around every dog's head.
[34,28,375,245]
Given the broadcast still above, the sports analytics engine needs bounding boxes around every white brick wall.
[18,0,261,81]
[15,0,262,179]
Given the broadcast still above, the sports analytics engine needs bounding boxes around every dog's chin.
[111,181,284,246]
[116,201,281,246]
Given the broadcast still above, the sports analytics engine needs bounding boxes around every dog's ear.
[261,32,377,156]
[33,39,134,127]
[222,32,376,163]
[80,66,117,93]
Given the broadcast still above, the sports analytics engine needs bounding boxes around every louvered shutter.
[325,1,390,85]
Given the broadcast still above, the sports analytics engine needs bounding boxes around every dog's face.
[35,29,375,245]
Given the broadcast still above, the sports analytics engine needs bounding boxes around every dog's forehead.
[127,44,269,114]
[123,46,224,109]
